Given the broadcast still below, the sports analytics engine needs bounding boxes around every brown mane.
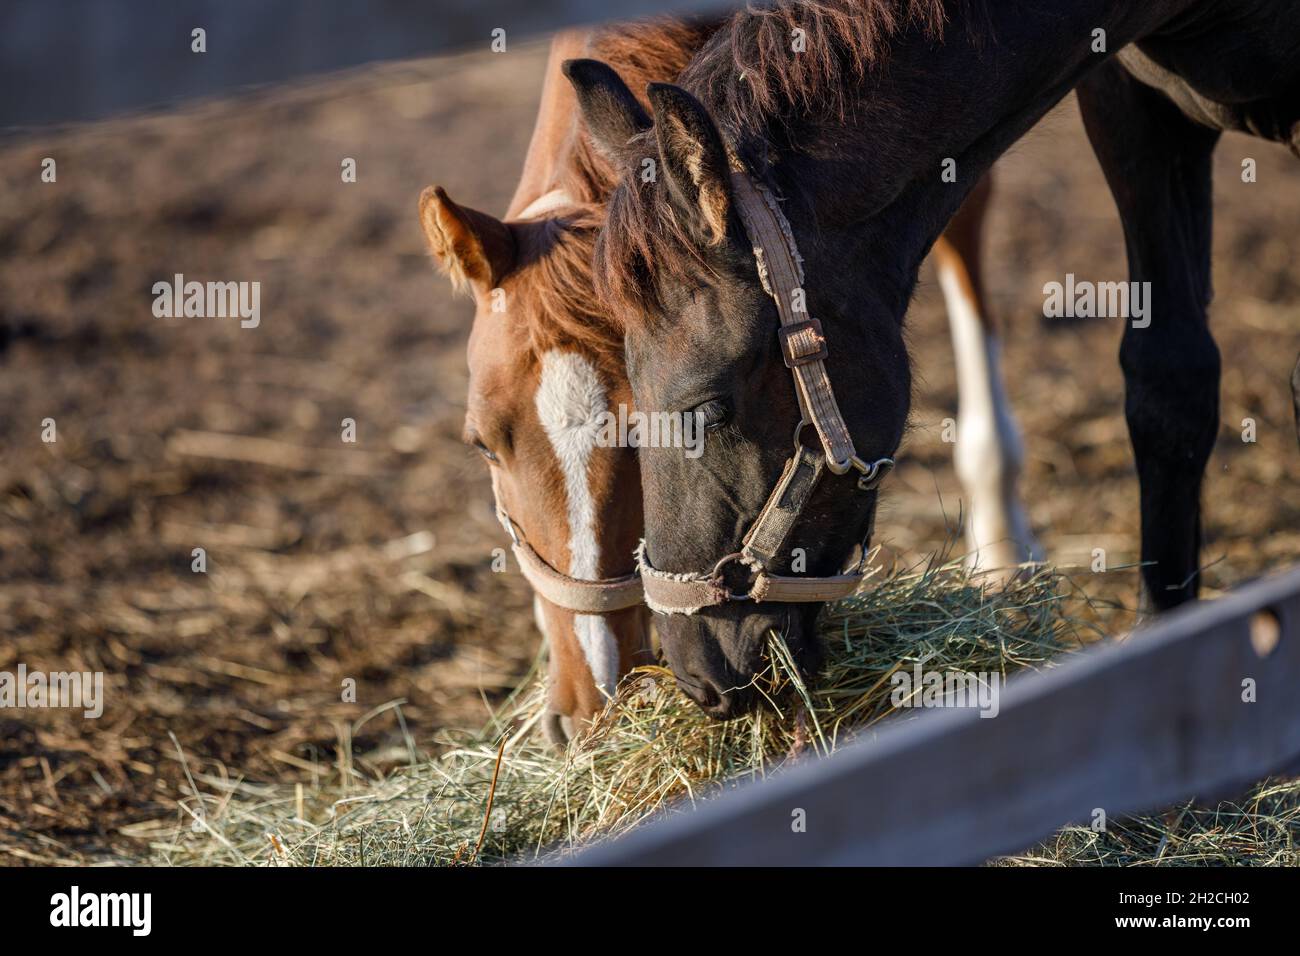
[516,19,716,365]
[595,0,954,324]
[512,207,618,361]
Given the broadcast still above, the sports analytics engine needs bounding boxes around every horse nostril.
[702,684,757,720]
[677,673,760,720]
[702,697,732,719]
[678,671,721,710]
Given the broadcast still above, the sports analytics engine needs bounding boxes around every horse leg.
[1291,352,1300,447]
[933,172,1042,577]
[1077,61,1222,612]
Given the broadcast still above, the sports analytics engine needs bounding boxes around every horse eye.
[694,399,729,431]
[472,438,498,464]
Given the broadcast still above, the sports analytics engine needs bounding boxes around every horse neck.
[512,22,716,217]
[506,29,592,219]
[710,1,1200,302]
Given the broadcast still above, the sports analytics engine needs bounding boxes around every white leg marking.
[535,350,620,696]
[938,264,1042,571]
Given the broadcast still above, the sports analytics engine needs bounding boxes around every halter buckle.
[778,318,828,368]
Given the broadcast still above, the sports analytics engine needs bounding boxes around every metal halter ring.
[794,419,894,490]
[710,552,756,601]
[792,418,813,455]
[851,456,895,491]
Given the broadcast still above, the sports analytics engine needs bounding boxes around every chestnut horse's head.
[567,61,912,718]
[418,185,650,744]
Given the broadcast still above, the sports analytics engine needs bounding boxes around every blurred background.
[1,3,1297,863]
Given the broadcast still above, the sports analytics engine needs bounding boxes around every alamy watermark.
[0,664,103,719]
[50,886,150,936]
[890,659,1001,718]
[1043,273,1151,328]
[595,404,704,459]
[152,273,260,328]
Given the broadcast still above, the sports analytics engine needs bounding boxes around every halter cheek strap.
[636,169,896,616]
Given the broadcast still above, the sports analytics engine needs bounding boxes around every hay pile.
[145,562,1299,866]
[1001,780,1300,866]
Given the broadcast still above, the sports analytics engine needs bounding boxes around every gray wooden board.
[565,567,1300,866]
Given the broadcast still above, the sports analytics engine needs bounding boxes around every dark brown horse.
[569,0,1300,716]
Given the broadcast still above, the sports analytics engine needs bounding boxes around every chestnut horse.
[420,14,1036,739]
[419,22,712,744]
[571,0,1300,717]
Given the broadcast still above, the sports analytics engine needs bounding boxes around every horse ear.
[646,83,732,246]
[417,185,516,293]
[562,58,651,167]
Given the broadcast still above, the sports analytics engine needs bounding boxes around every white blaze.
[534,349,620,697]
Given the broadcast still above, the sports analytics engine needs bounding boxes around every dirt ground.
[1,35,1297,865]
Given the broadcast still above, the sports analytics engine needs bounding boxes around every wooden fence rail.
[566,567,1300,866]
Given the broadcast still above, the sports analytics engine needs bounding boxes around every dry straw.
[148,560,1299,866]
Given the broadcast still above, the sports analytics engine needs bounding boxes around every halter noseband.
[636,169,895,616]
[495,506,645,614]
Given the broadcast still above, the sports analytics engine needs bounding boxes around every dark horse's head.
[565,59,912,718]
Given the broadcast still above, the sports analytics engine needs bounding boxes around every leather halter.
[636,169,895,616]
[495,505,645,614]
